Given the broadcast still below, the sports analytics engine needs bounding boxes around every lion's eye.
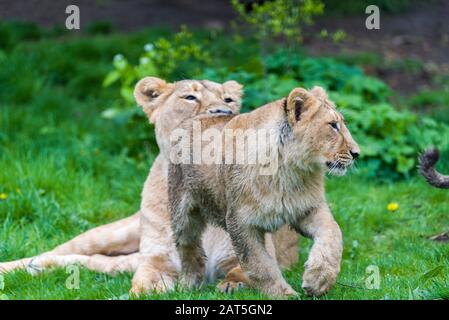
[184,95,197,101]
[224,97,233,103]
[330,121,340,131]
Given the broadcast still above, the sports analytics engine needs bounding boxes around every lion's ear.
[134,77,171,118]
[223,80,243,93]
[310,86,328,100]
[285,87,311,125]
[223,80,244,99]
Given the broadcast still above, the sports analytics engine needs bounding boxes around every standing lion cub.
[168,86,360,297]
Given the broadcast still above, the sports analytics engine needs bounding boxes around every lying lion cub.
[168,86,360,297]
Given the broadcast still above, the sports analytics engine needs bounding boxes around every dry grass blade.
[428,230,449,242]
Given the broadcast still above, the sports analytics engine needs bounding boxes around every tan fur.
[168,86,360,297]
[0,77,299,296]
[130,77,290,294]
[0,212,141,274]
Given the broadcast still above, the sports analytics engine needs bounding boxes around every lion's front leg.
[131,255,177,295]
[130,209,178,295]
[130,157,180,295]
[295,203,342,297]
[216,233,277,294]
[226,210,296,298]
[171,204,206,289]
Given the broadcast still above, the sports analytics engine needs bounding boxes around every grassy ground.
[1,24,448,300]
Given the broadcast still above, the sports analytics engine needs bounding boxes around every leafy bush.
[1,20,447,178]
[102,26,211,120]
[202,51,449,178]
[0,21,42,51]
[231,0,324,43]
[86,21,115,35]
[331,93,449,178]
[103,38,449,178]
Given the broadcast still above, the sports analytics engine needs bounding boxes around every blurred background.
[0,0,448,299]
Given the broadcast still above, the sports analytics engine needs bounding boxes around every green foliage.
[2,21,447,179]
[0,23,171,160]
[334,93,449,177]
[86,21,115,35]
[318,28,348,44]
[102,26,210,111]
[231,0,324,44]
[200,51,449,178]
[409,89,449,108]
[267,52,449,177]
[100,26,449,178]
[0,21,42,51]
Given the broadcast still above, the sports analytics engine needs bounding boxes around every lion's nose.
[208,106,233,115]
[350,150,360,159]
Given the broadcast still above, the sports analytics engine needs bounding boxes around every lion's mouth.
[326,161,350,176]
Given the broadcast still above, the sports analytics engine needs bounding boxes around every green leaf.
[102,70,120,87]
[120,86,135,104]
[396,156,414,174]
[419,266,444,284]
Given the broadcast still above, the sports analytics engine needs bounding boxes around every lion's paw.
[178,272,204,290]
[130,273,175,296]
[26,256,50,276]
[217,280,245,294]
[302,256,339,297]
[263,280,297,298]
[0,262,11,274]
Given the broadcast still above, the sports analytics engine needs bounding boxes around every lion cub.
[168,86,360,297]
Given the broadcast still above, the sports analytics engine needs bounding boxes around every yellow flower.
[387,202,399,212]
[0,193,7,200]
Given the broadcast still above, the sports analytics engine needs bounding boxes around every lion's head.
[134,77,243,124]
[284,86,360,175]
[134,76,243,158]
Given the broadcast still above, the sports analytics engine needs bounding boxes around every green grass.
[1,22,448,300]
[1,155,449,300]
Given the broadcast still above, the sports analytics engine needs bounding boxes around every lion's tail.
[419,148,449,189]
